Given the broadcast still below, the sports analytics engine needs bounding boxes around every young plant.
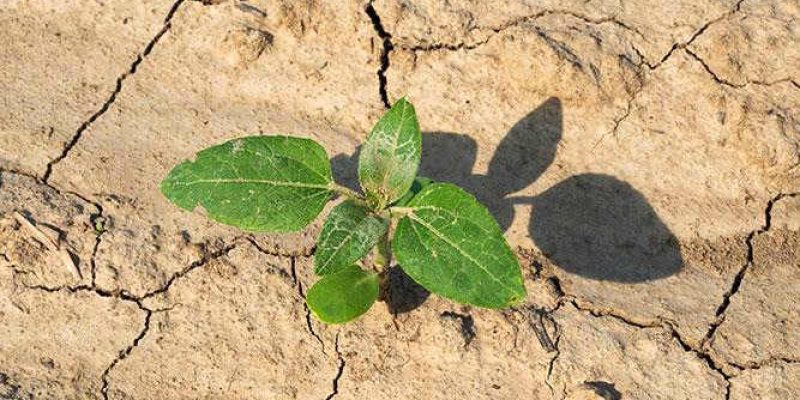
[161,98,526,324]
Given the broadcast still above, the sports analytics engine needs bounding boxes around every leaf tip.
[506,291,527,308]
[392,96,414,110]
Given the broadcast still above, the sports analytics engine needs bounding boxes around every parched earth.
[1,0,799,399]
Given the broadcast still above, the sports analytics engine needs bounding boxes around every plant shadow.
[529,174,682,282]
[385,266,430,314]
[331,97,683,312]
[419,97,563,231]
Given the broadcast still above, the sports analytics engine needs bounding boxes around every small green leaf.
[393,176,434,207]
[306,265,380,324]
[358,98,422,210]
[161,136,332,232]
[315,200,389,276]
[392,183,526,308]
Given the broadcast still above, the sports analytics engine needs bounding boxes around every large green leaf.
[314,200,389,276]
[358,98,422,210]
[161,136,332,232]
[306,265,380,324]
[392,183,526,308]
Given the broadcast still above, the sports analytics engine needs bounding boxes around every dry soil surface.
[1,0,799,399]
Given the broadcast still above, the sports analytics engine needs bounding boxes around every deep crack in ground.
[288,256,326,352]
[100,309,153,400]
[701,192,800,353]
[325,334,346,400]
[365,2,394,109]
[544,274,735,397]
[42,0,186,182]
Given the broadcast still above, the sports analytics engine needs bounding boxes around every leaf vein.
[170,178,331,191]
[407,214,517,296]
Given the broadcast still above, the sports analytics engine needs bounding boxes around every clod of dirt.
[221,25,274,66]
[0,172,98,288]
[107,243,338,399]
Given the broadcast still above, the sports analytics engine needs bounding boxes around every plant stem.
[373,233,392,269]
[373,232,393,303]
[386,206,414,218]
[330,183,365,201]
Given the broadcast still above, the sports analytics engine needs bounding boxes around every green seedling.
[160,98,526,324]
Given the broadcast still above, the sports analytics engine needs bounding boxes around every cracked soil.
[1,0,799,399]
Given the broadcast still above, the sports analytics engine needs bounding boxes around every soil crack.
[324,333,345,400]
[729,357,800,371]
[546,276,733,395]
[477,9,644,42]
[364,2,394,109]
[545,276,665,329]
[8,270,157,400]
[668,321,734,383]
[392,9,642,58]
[246,236,314,257]
[403,2,745,79]
[701,193,800,351]
[89,214,108,287]
[531,302,563,398]
[100,309,152,400]
[397,39,490,54]
[593,74,645,148]
[18,282,142,305]
[290,256,326,352]
[42,0,186,182]
[646,0,744,70]
[140,240,239,300]
[686,48,799,89]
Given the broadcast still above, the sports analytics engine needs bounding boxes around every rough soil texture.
[1,0,798,399]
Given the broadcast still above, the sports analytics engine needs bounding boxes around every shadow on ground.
[332,97,683,312]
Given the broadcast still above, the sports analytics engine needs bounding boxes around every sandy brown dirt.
[1,0,799,399]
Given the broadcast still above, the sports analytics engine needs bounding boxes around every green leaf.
[392,183,526,308]
[306,265,380,324]
[314,200,389,276]
[358,97,422,210]
[161,136,332,232]
[393,176,434,207]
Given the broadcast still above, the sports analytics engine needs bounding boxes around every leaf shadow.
[385,266,430,314]
[331,96,684,312]
[419,97,563,231]
[528,173,682,282]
